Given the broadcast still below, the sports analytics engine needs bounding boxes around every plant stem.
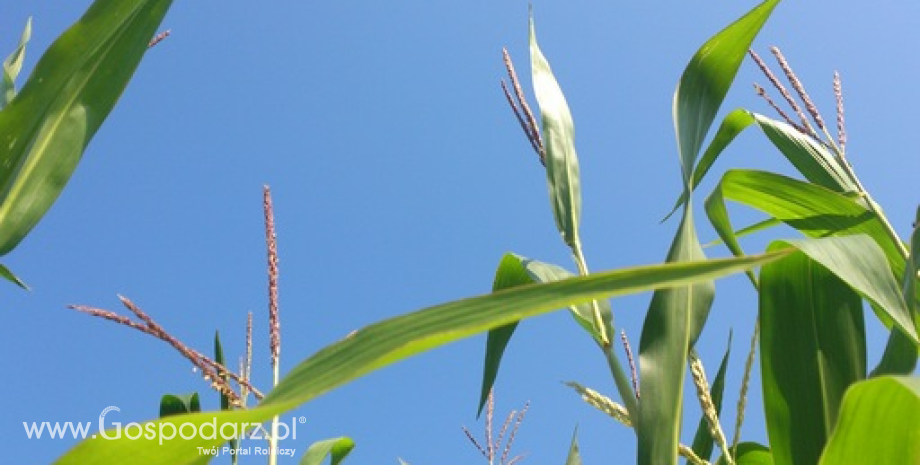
[571,241,610,345]
[604,343,638,425]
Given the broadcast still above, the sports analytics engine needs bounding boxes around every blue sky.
[2,1,918,463]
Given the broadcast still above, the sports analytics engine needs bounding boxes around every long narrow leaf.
[673,0,779,182]
[752,114,856,193]
[760,243,866,465]
[0,0,173,256]
[565,428,582,465]
[638,208,714,465]
[478,253,533,416]
[529,15,582,249]
[479,253,618,416]
[705,169,918,342]
[55,250,789,465]
[664,109,755,220]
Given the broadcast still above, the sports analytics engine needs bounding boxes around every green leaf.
[690,332,732,462]
[717,442,774,465]
[760,242,866,465]
[0,0,173,256]
[705,170,918,342]
[565,428,582,465]
[638,208,714,465]
[751,113,856,193]
[529,14,582,249]
[159,393,201,418]
[520,257,614,345]
[478,253,615,416]
[213,331,238,464]
[300,437,355,465]
[55,250,789,465]
[0,262,27,289]
[1,17,32,109]
[818,376,920,465]
[478,253,532,417]
[478,253,626,418]
[871,328,918,376]
[672,0,779,183]
[214,331,230,412]
[873,207,920,375]
[664,108,755,220]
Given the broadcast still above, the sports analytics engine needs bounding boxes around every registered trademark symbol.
[299,416,306,424]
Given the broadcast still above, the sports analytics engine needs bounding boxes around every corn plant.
[40,0,919,464]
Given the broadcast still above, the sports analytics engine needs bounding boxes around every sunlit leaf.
[300,437,355,465]
[760,242,866,465]
[672,0,779,183]
[529,14,582,249]
[819,376,920,465]
[1,17,32,108]
[55,250,789,464]
[751,113,856,193]
[705,170,918,342]
[638,208,714,465]
[664,108,755,220]
[565,428,582,465]
[0,0,173,256]
[478,253,617,416]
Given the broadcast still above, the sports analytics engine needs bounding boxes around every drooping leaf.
[478,253,532,417]
[690,332,732,462]
[760,243,866,465]
[672,0,779,183]
[529,14,582,250]
[159,393,201,418]
[520,257,613,344]
[873,207,920,375]
[751,113,856,193]
[1,17,32,108]
[818,376,920,465]
[55,250,789,464]
[705,170,918,342]
[300,437,355,465]
[0,0,173,256]
[478,253,617,416]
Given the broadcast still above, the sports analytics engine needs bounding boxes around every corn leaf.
[818,376,920,465]
[760,242,866,465]
[300,437,355,465]
[0,0,173,256]
[54,250,788,464]
[529,14,581,249]
[1,17,32,109]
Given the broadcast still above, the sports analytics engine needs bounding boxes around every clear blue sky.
[2,1,918,463]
